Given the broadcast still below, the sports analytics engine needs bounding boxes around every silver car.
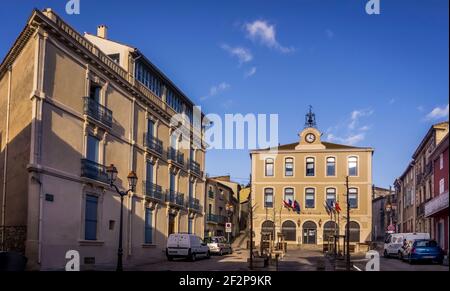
[205,236,232,256]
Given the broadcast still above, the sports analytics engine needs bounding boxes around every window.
[89,84,101,102]
[144,208,153,244]
[87,135,99,163]
[85,195,98,241]
[148,119,155,137]
[284,188,294,202]
[169,172,176,192]
[306,158,315,176]
[440,154,444,170]
[265,158,274,177]
[108,53,120,64]
[349,188,358,209]
[264,188,274,208]
[439,178,445,194]
[189,181,194,199]
[326,188,336,206]
[190,148,195,162]
[285,158,294,176]
[348,221,360,242]
[135,62,162,97]
[305,188,315,208]
[188,218,193,234]
[327,157,336,176]
[146,160,154,183]
[348,157,358,176]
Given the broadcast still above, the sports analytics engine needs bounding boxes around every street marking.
[353,265,362,271]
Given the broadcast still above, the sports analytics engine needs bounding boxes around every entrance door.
[302,221,317,244]
[168,214,176,235]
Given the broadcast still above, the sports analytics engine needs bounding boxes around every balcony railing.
[424,162,433,177]
[83,97,113,127]
[167,148,184,166]
[218,215,227,225]
[188,197,202,212]
[143,134,163,155]
[188,160,202,177]
[207,213,219,223]
[143,182,165,201]
[208,190,215,199]
[81,159,109,184]
[166,190,184,207]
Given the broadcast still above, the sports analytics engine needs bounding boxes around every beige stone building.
[0,9,206,270]
[250,110,374,248]
[396,122,448,235]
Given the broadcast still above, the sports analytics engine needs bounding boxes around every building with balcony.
[426,133,448,254]
[204,178,240,240]
[250,109,374,247]
[0,9,207,270]
[395,122,448,236]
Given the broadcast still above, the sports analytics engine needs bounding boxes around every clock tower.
[295,106,325,150]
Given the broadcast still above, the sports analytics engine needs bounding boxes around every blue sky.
[1,0,448,188]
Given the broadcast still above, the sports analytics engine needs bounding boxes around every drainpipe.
[1,67,12,250]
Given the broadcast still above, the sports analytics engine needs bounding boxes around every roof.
[252,141,373,152]
[412,122,449,159]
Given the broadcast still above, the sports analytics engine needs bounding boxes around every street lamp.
[106,164,138,272]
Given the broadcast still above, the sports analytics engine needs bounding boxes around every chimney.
[97,25,108,39]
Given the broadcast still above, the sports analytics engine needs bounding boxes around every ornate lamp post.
[106,164,138,272]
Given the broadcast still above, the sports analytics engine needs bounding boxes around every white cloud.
[359,125,371,131]
[425,104,449,121]
[325,29,334,39]
[221,44,253,64]
[327,133,366,146]
[200,82,231,101]
[244,20,294,53]
[244,67,257,78]
[349,109,374,130]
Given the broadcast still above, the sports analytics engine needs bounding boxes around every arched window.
[265,158,274,176]
[264,188,274,208]
[284,188,294,202]
[323,221,339,242]
[285,158,294,176]
[302,221,317,244]
[306,157,315,176]
[348,156,358,176]
[347,221,360,242]
[282,221,297,241]
[349,188,358,209]
[261,220,275,239]
[326,157,336,176]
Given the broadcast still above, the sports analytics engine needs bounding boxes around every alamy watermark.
[66,0,81,15]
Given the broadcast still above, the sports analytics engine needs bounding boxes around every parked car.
[166,233,210,261]
[383,233,430,258]
[205,236,232,256]
[402,239,444,264]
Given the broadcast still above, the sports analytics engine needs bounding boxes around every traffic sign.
[225,223,232,233]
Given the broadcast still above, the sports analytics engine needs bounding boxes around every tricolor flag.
[333,201,342,213]
[283,200,292,209]
[324,202,331,214]
[293,200,301,213]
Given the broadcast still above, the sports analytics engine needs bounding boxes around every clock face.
[305,133,316,143]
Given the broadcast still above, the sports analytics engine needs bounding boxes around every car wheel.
[190,253,196,262]
[383,250,389,258]
[398,251,403,260]
[219,249,223,256]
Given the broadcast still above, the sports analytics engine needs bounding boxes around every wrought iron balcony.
[424,162,433,177]
[143,181,165,201]
[167,148,184,166]
[143,134,163,155]
[83,97,113,127]
[416,203,425,217]
[188,159,202,177]
[166,190,185,207]
[207,213,219,223]
[81,159,109,184]
[188,197,202,212]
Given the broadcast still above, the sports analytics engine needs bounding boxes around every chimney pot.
[97,25,108,39]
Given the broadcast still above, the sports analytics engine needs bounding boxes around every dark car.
[403,239,444,264]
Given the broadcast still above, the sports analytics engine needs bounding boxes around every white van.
[383,233,430,258]
[166,233,210,261]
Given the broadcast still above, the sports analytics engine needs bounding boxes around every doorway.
[302,221,317,244]
[168,214,176,235]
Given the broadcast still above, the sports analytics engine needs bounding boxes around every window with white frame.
[305,188,315,208]
[326,188,336,206]
[440,154,444,170]
[265,158,274,176]
[264,188,274,208]
[349,188,358,209]
[327,157,336,176]
[348,157,358,176]
[285,158,294,176]
[284,188,294,202]
[306,158,315,176]
[439,178,445,194]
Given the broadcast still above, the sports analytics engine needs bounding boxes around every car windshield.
[415,240,438,247]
